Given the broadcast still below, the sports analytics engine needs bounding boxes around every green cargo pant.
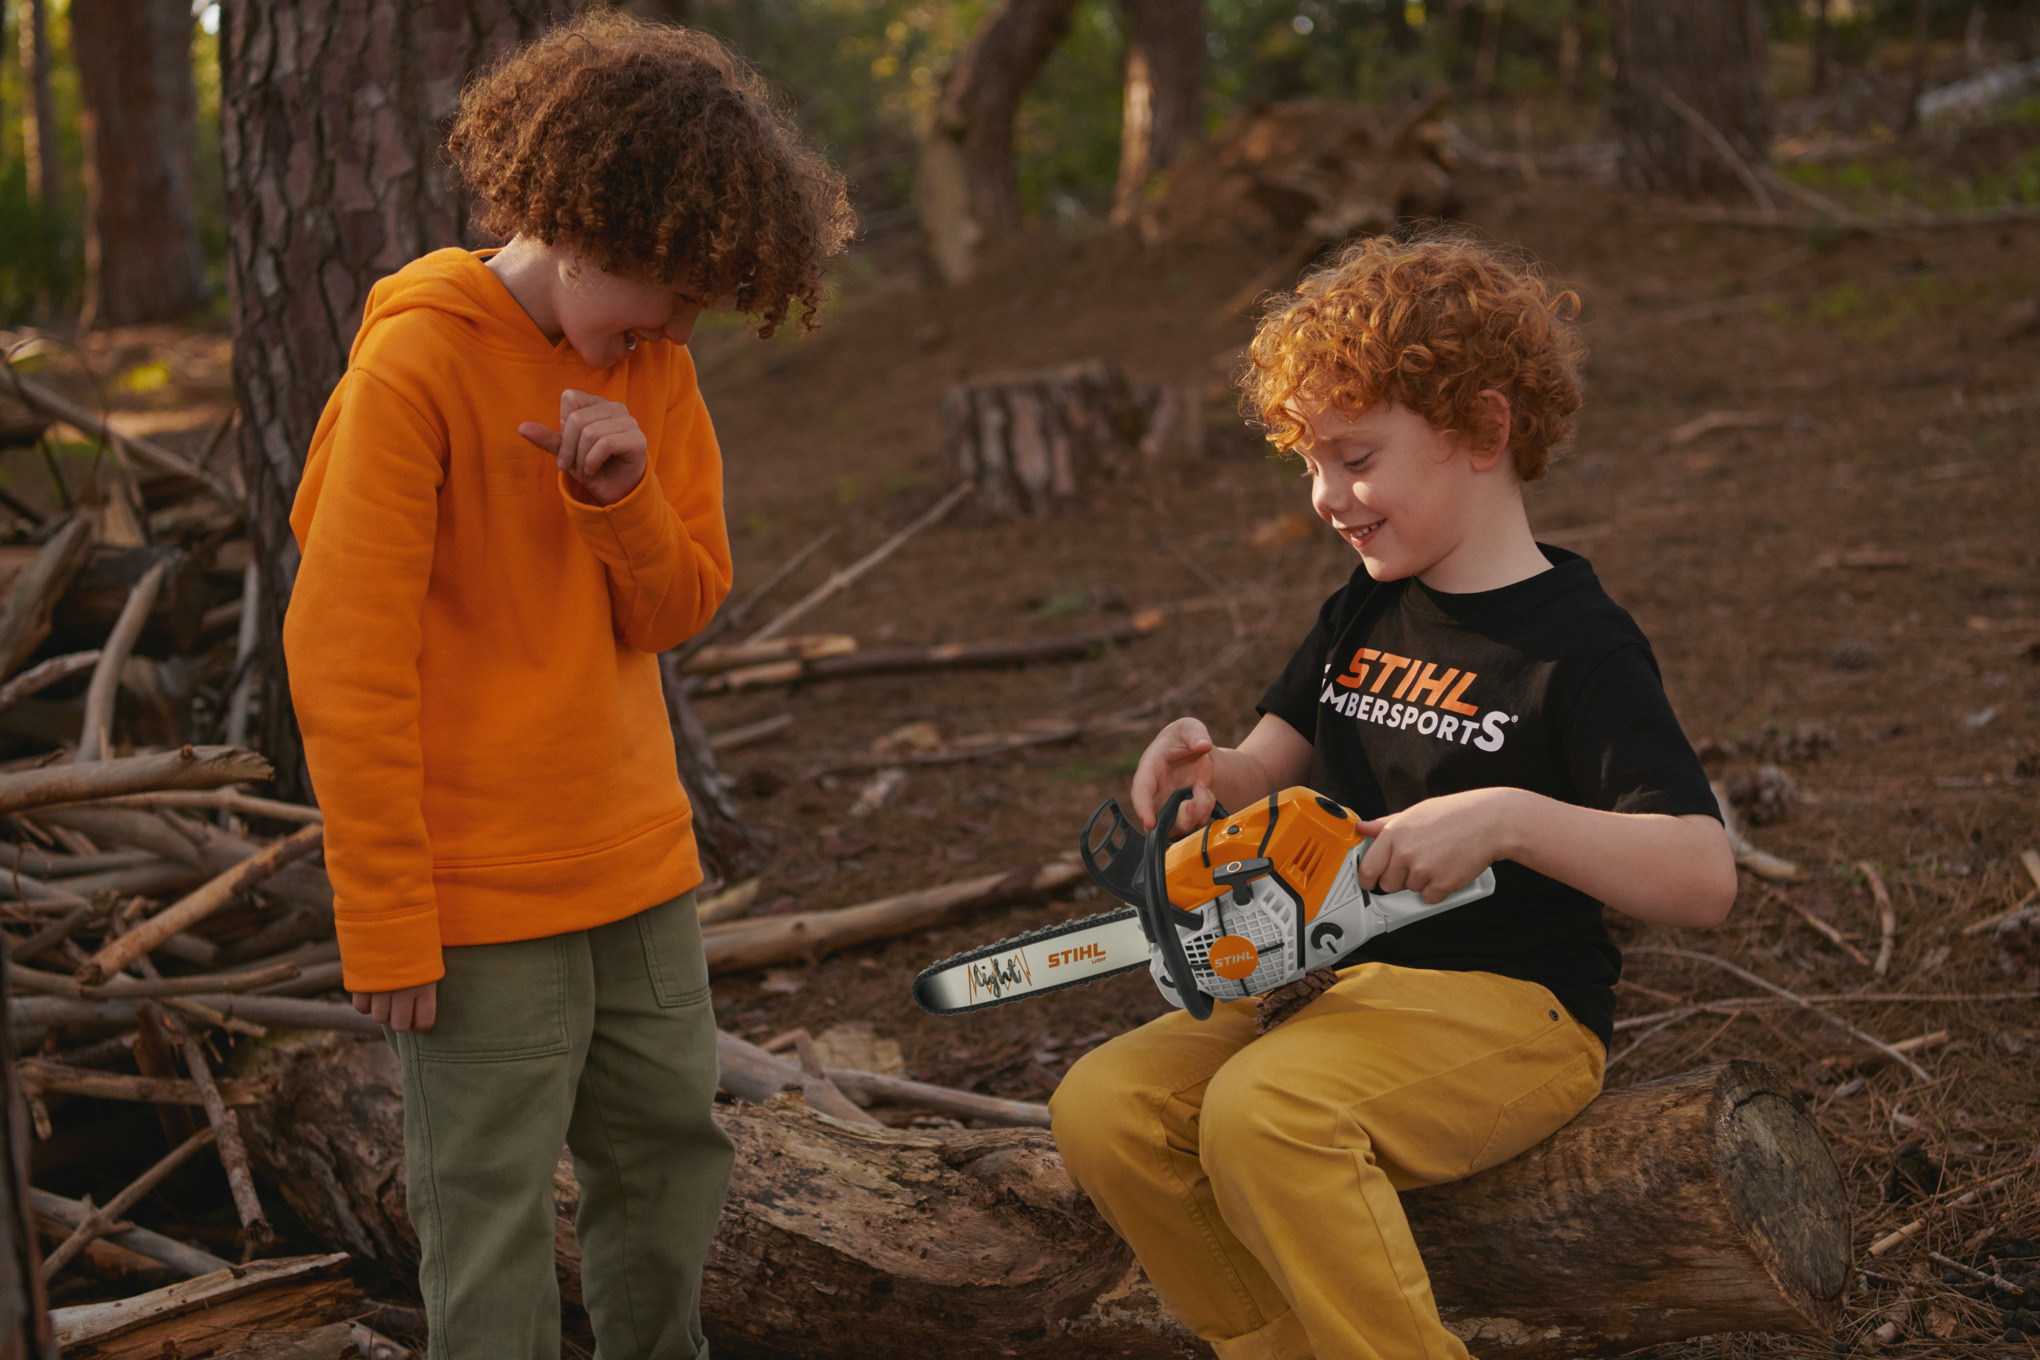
[390,893,733,1360]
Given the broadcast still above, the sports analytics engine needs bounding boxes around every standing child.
[1050,234,1739,1360]
[284,16,852,1360]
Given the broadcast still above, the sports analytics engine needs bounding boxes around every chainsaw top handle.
[1148,787,1214,1021]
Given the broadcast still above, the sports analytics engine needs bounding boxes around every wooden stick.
[1859,861,1897,977]
[9,994,379,1037]
[5,960,301,999]
[6,897,100,962]
[1769,889,1872,967]
[697,877,762,925]
[42,787,322,823]
[2022,849,2040,895]
[47,1253,350,1352]
[159,1006,270,1250]
[680,633,855,676]
[708,713,793,753]
[75,822,323,984]
[747,480,973,642]
[1,366,241,505]
[30,1188,230,1279]
[672,525,840,667]
[1710,780,1806,882]
[698,616,1163,694]
[1961,892,2036,937]
[1625,947,1933,1080]
[0,746,272,816]
[76,560,171,762]
[0,515,93,677]
[703,860,1085,976]
[1927,1251,2026,1294]
[0,649,99,715]
[824,1067,1052,1128]
[16,1059,262,1106]
[1657,84,1772,211]
[40,1126,217,1279]
[1870,1164,2033,1256]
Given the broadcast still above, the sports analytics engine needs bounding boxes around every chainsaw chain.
[911,906,1151,1016]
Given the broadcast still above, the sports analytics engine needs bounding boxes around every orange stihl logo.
[1332,648,1480,714]
[1049,943,1104,968]
[1207,935,1260,980]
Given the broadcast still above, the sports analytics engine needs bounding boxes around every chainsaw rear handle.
[1148,787,1214,1021]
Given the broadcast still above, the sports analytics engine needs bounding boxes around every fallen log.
[244,1034,1847,1360]
[693,616,1162,694]
[15,1060,263,1106]
[49,1253,357,1358]
[701,860,1086,975]
[0,747,272,817]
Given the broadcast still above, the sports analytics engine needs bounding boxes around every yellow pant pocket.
[1469,1049,1599,1175]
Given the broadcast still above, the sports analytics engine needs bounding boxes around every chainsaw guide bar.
[911,907,1151,1015]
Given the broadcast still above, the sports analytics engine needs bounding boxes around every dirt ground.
[12,154,2040,1355]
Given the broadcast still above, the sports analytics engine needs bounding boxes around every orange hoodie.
[285,248,732,993]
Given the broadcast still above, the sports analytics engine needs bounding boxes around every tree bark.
[70,0,209,328]
[1609,0,1773,197]
[917,0,1081,282]
[217,0,574,801]
[245,1036,1849,1360]
[16,0,62,211]
[0,949,55,1359]
[1109,0,1206,227]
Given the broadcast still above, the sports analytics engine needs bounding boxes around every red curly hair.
[448,11,855,337]
[1240,233,1585,480]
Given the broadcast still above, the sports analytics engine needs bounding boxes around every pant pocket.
[1468,1049,1600,1175]
[635,892,710,1008]
[411,935,571,1062]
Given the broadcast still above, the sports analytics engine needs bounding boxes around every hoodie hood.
[352,247,577,365]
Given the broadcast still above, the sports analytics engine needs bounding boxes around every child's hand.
[351,982,438,1032]
[1355,788,1517,903]
[519,389,647,506]
[1131,717,1220,835]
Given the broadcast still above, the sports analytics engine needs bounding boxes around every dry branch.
[75,560,171,762]
[748,480,974,642]
[48,1254,351,1354]
[702,860,1085,975]
[2,366,241,505]
[163,1007,270,1249]
[680,633,855,676]
[0,649,98,715]
[1627,946,1932,1079]
[1868,1154,2039,1256]
[1769,889,1872,967]
[31,1188,230,1278]
[0,515,93,679]
[40,1126,216,1279]
[697,616,1161,693]
[0,747,272,816]
[1858,860,1898,977]
[711,1029,1049,1127]
[11,960,299,1000]
[5,898,100,962]
[54,788,324,824]
[15,1060,262,1106]
[672,525,839,668]
[708,713,793,753]
[76,822,323,984]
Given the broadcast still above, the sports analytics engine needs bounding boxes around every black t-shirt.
[1257,547,1720,1047]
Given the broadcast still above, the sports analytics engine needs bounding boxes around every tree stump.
[242,1033,1847,1360]
[944,361,1202,519]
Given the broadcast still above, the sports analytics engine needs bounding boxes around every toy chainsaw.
[913,786,1496,1019]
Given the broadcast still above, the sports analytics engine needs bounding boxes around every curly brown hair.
[449,11,855,337]
[1240,232,1585,480]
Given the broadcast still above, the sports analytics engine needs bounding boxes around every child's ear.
[1468,390,1513,472]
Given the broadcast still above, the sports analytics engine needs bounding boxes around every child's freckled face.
[555,266,707,368]
[1292,399,1472,582]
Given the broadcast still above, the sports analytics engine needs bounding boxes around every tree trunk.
[17,0,62,211]
[70,0,209,328]
[217,0,573,802]
[244,1035,1849,1360]
[1609,0,1773,197]
[916,0,1080,282]
[1109,0,1205,228]
[0,956,56,1359]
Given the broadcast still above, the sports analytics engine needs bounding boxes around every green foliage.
[0,159,77,324]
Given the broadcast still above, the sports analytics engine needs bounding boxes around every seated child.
[284,15,851,1359]
[1050,233,1737,1360]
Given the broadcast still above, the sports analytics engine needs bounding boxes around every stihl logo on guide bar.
[1049,942,1103,968]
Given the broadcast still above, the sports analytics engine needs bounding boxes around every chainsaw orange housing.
[1162,788,1368,921]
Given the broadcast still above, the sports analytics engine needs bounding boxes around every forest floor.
[10,134,2040,1357]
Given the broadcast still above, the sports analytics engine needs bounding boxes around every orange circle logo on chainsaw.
[1206,935,1260,980]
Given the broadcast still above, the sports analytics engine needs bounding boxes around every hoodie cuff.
[559,467,669,571]
[337,904,444,993]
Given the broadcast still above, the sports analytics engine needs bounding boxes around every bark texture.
[70,0,209,328]
[244,1035,1849,1360]
[1110,0,1207,227]
[217,0,573,801]
[17,0,61,210]
[1609,0,1773,196]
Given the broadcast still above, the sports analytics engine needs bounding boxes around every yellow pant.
[1050,963,1604,1360]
